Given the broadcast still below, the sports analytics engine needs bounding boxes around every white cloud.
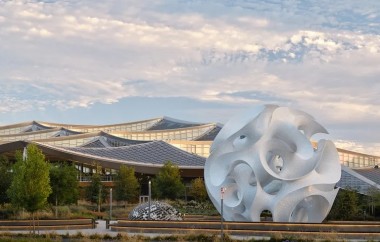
[335,140,380,157]
[0,0,379,154]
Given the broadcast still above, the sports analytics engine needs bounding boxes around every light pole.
[109,188,113,220]
[148,180,151,220]
[221,187,226,242]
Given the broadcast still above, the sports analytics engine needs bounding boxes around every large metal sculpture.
[204,105,341,223]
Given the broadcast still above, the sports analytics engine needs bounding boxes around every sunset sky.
[0,0,379,155]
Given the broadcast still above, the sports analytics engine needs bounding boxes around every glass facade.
[110,124,217,141]
[40,119,160,133]
[168,140,212,157]
[40,136,98,147]
[0,126,31,135]
[338,149,379,168]
[0,129,62,142]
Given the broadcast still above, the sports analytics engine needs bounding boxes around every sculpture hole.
[289,195,329,223]
[260,210,272,222]
[223,185,241,207]
[233,134,248,149]
[267,152,284,174]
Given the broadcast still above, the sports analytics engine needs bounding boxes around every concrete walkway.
[3,220,118,236]
[1,221,371,241]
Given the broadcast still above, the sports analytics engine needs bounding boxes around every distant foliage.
[49,163,79,206]
[0,155,12,206]
[114,165,140,205]
[366,186,380,217]
[85,173,108,212]
[189,178,208,202]
[152,161,185,200]
[328,188,359,220]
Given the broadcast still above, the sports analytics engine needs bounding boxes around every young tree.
[152,161,185,200]
[328,188,359,220]
[7,144,52,232]
[367,186,380,217]
[0,155,12,206]
[114,165,140,207]
[189,178,208,202]
[85,173,108,213]
[49,162,79,217]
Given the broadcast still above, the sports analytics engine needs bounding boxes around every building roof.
[147,116,204,130]
[64,140,205,167]
[352,167,380,186]
[0,140,205,177]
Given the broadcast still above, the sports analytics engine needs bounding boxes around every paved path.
[1,221,370,241]
[4,220,118,236]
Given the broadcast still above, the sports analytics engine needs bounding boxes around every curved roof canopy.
[0,140,204,177]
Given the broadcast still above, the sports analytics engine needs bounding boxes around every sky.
[0,0,379,155]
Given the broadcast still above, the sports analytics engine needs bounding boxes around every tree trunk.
[55,195,58,218]
[37,211,40,235]
[98,186,102,213]
[32,212,35,234]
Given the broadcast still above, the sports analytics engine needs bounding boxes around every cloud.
[335,140,380,157]
[0,0,379,154]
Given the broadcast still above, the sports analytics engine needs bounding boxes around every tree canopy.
[152,161,185,199]
[85,173,108,212]
[114,165,140,205]
[0,155,12,206]
[7,144,52,213]
[189,178,208,202]
[49,162,79,217]
[328,188,359,220]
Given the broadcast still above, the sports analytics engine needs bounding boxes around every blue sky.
[0,0,379,155]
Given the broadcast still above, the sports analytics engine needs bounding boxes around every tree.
[328,188,359,220]
[0,155,12,206]
[152,161,185,200]
[49,162,79,217]
[366,186,380,217]
[189,178,208,202]
[85,173,108,213]
[7,144,52,232]
[114,165,140,207]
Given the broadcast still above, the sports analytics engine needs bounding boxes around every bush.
[56,206,71,218]
[170,200,218,215]
[110,207,133,219]
[0,205,13,219]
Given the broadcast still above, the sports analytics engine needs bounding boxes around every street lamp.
[148,180,151,220]
[220,187,226,242]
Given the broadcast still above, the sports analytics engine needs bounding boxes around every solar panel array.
[64,140,205,166]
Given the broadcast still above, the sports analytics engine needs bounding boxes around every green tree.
[367,186,380,217]
[328,188,359,220]
[85,173,108,213]
[152,161,185,200]
[7,144,52,232]
[189,178,208,202]
[49,162,79,217]
[0,155,12,206]
[114,165,140,207]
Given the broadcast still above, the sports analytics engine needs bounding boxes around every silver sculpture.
[128,201,183,221]
[204,105,341,223]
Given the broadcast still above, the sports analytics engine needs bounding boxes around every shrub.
[56,206,71,218]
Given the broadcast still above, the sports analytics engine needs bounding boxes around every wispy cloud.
[0,0,379,154]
